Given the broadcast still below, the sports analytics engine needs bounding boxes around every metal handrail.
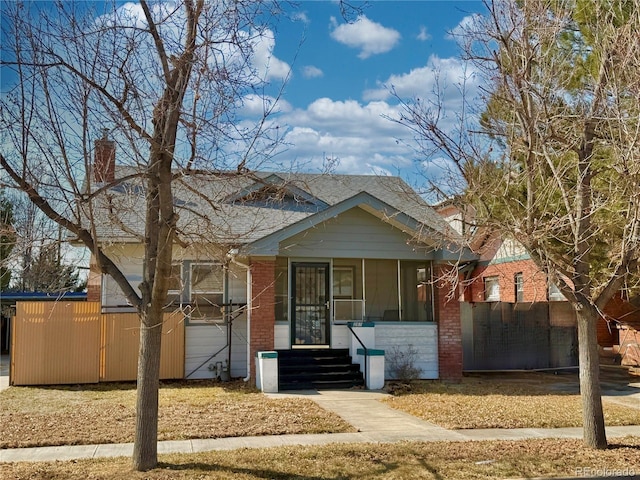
[346,322,368,389]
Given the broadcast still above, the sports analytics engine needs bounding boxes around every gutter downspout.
[227,252,251,382]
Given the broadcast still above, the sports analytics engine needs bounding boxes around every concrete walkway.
[1,387,640,463]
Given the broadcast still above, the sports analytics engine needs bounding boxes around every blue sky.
[274,1,480,106]
[248,1,484,188]
[1,1,485,192]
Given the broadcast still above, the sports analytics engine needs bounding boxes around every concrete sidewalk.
[1,388,640,463]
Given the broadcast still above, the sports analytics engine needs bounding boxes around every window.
[484,276,500,301]
[400,261,433,322]
[514,272,524,302]
[190,263,224,321]
[548,283,566,302]
[166,263,183,308]
[333,267,354,299]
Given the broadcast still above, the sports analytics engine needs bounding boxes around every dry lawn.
[0,380,354,448]
[2,437,640,479]
[383,373,640,429]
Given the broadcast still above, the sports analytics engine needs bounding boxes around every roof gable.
[223,173,328,212]
[244,191,470,261]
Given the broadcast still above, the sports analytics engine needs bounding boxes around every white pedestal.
[357,347,385,390]
[255,351,278,393]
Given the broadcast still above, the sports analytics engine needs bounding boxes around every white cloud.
[292,12,310,24]
[362,55,479,103]
[301,65,323,78]
[447,14,483,40]
[271,98,416,175]
[239,94,292,116]
[250,29,291,81]
[329,15,400,59]
[367,164,394,176]
[417,26,431,41]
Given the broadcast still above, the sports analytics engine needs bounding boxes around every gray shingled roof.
[84,169,461,249]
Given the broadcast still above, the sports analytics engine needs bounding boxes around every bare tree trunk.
[132,310,164,471]
[576,307,607,449]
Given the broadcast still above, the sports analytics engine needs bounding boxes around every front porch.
[251,256,462,383]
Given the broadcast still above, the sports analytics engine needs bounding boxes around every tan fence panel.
[100,311,185,382]
[11,302,101,385]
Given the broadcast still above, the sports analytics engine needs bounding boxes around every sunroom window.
[400,262,433,322]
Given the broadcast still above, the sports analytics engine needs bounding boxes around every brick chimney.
[94,128,115,183]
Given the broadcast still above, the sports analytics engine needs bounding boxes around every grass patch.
[382,373,640,429]
[2,437,640,479]
[0,380,354,448]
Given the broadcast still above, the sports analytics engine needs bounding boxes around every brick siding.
[86,254,102,303]
[434,264,462,382]
[468,259,548,303]
[249,258,276,378]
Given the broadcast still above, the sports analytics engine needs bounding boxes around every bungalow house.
[79,137,474,388]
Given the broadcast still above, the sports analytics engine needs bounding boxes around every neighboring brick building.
[436,201,625,355]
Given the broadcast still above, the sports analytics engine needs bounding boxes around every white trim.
[397,259,402,321]
[362,258,366,319]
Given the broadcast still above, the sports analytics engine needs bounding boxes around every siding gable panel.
[280,207,434,260]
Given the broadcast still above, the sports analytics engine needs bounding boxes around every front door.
[291,262,330,346]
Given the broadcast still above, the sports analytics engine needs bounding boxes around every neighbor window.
[548,283,566,302]
[514,272,524,302]
[484,276,500,301]
[189,263,224,321]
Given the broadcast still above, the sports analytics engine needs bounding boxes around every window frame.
[188,262,225,322]
[514,272,524,303]
[484,276,500,302]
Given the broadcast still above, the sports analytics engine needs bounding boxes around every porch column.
[434,264,463,382]
[249,257,276,379]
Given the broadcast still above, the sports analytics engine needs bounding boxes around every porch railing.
[346,322,368,389]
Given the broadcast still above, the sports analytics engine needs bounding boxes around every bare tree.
[1,0,285,470]
[393,0,640,449]
[3,190,83,292]
[0,191,15,290]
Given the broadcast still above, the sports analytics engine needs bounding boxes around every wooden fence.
[461,301,578,371]
[11,302,184,385]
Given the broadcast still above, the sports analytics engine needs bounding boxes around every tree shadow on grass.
[157,461,395,480]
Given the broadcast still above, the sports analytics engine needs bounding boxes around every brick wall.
[86,254,102,303]
[249,258,276,378]
[618,327,640,366]
[94,135,115,183]
[601,293,634,347]
[434,264,462,382]
[468,259,548,303]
